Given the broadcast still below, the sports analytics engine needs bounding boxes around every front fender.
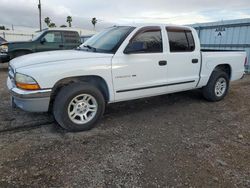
[16,57,115,101]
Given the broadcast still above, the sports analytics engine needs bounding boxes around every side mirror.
[124,41,146,54]
[40,38,46,44]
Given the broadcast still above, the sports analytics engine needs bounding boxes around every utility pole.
[38,0,42,31]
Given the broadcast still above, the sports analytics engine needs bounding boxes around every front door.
[112,26,168,102]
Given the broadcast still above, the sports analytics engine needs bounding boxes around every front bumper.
[0,53,10,63]
[7,77,52,112]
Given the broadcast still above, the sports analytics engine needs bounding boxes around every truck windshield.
[79,26,135,53]
[32,31,45,41]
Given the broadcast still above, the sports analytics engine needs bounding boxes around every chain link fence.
[0,31,34,42]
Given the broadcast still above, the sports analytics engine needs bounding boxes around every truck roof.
[37,28,80,33]
[115,23,194,30]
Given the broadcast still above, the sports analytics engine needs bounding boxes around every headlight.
[0,45,8,53]
[15,73,40,90]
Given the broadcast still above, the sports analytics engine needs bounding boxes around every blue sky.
[0,0,250,30]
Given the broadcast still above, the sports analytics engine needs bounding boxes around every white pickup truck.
[7,24,246,131]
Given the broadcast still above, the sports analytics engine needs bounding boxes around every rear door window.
[63,32,80,43]
[166,28,195,52]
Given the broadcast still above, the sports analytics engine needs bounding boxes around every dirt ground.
[0,63,249,187]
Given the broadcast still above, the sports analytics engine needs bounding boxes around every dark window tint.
[186,31,195,51]
[131,29,163,53]
[167,29,195,52]
[63,32,79,43]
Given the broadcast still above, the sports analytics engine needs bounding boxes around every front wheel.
[202,70,229,102]
[53,83,105,132]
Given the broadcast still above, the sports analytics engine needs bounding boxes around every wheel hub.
[215,77,227,97]
[76,102,89,114]
[67,94,98,125]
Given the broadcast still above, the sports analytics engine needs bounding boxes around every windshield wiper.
[83,45,97,52]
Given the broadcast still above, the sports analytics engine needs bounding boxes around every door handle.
[59,44,64,48]
[159,61,167,66]
[192,59,199,64]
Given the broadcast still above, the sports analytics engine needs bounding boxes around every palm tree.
[91,17,97,30]
[67,16,72,27]
[49,23,56,28]
[44,17,51,27]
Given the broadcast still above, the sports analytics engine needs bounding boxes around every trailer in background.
[191,18,250,72]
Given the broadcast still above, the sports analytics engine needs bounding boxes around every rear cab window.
[166,27,195,52]
[63,31,80,43]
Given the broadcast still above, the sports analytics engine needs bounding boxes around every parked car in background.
[80,35,93,44]
[0,28,81,63]
[0,37,9,62]
[7,24,246,132]
[0,36,7,45]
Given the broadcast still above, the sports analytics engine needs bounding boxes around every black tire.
[202,70,229,102]
[53,82,105,132]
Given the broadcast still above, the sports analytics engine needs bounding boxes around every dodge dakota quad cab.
[0,29,81,63]
[7,24,246,131]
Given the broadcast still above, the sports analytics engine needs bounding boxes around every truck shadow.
[0,89,205,134]
[105,89,204,117]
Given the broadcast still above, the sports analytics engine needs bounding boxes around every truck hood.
[10,50,113,69]
[5,41,31,45]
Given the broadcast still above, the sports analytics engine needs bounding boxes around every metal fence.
[191,18,250,72]
[0,31,34,42]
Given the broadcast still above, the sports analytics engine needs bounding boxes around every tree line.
[44,16,98,29]
[0,26,10,30]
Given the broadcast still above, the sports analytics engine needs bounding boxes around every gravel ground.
[0,63,249,187]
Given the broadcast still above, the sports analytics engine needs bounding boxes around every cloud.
[0,0,114,30]
[0,0,250,30]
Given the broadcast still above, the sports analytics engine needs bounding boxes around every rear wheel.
[202,70,229,102]
[53,83,105,132]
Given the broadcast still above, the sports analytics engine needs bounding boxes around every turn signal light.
[16,82,40,90]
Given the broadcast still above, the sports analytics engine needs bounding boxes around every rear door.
[36,31,63,52]
[165,27,201,92]
[62,31,81,50]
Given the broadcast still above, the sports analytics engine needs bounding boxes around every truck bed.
[201,49,244,52]
[198,50,246,88]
